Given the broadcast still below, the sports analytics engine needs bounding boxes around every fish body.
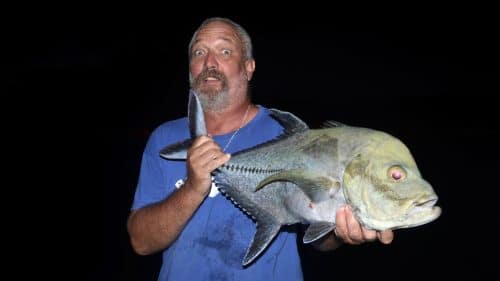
[160,91,441,266]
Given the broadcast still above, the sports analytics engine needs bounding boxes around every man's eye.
[193,50,204,56]
[222,49,231,56]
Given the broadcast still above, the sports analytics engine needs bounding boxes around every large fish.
[160,91,441,266]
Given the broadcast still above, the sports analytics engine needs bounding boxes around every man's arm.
[127,136,230,255]
[312,205,394,251]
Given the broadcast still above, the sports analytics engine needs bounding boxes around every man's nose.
[204,52,218,69]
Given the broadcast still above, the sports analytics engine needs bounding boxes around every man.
[127,17,393,280]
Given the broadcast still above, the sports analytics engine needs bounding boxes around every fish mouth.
[400,198,441,228]
[359,198,442,230]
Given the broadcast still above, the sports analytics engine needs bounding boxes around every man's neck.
[204,103,257,136]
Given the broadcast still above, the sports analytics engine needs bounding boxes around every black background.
[8,6,498,280]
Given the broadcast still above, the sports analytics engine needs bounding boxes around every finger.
[377,230,394,244]
[198,148,226,166]
[186,150,229,190]
[190,140,222,161]
[205,153,231,171]
[345,206,363,244]
[337,206,359,244]
[334,206,351,244]
[187,145,222,179]
[191,135,213,148]
[361,227,377,242]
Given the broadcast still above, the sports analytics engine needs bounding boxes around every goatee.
[190,69,230,112]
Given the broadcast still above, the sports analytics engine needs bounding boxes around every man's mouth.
[192,69,227,93]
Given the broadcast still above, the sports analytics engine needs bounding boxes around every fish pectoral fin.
[303,222,336,243]
[242,220,281,267]
[255,170,341,202]
[159,139,192,160]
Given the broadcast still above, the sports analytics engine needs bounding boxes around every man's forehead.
[194,21,240,44]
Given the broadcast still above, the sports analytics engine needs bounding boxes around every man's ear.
[245,59,256,81]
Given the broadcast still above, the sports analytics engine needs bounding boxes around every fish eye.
[388,165,406,181]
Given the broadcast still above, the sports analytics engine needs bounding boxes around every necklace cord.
[222,104,251,152]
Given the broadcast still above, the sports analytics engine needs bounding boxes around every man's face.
[189,21,254,110]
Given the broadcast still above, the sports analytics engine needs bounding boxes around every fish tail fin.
[216,181,282,266]
[159,90,206,160]
[159,139,192,160]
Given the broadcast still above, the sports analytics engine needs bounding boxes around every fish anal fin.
[303,222,336,244]
[242,221,281,266]
[215,182,283,266]
[255,170,341,202]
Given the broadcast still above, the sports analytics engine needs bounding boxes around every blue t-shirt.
[132,106,304,281]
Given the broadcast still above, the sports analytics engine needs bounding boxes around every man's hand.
[185,135,231,197]
[334,205,393,245]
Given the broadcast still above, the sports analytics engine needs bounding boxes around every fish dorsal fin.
[255,169,341,203]
[303,222,336,243]
[227,108,309,157]
[321,120,345,128]
[268,108,309,135]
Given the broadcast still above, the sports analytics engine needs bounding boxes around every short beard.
[197,89,230,112]
[190,69,230,112]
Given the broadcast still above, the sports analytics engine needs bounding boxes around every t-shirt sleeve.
[131,132,170,211]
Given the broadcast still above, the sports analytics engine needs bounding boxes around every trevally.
[160,91,441,266]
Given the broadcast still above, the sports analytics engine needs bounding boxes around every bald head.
[189,17,253,61]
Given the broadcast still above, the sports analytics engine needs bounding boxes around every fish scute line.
[222,164,283,175]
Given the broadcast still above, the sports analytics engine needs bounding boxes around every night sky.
[9,7,498,280]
